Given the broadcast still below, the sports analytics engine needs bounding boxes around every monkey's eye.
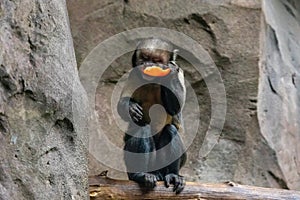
[142,54,149,60]
[153,58,162,63]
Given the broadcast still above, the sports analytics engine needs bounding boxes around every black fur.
[118,38,186,194]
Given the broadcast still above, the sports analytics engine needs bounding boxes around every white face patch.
[178,68,186,109]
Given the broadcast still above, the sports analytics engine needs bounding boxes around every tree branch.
[89,171,300,200]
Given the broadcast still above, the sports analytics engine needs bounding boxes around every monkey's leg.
[155,124,186,194]
[124,127,158,188]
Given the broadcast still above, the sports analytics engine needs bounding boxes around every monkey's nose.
[144,62,153,66]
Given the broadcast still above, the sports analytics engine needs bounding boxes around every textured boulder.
[257,0,300,190]
[0,0,88,199]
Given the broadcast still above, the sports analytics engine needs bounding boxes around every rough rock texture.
[0,0,89,199]
[67,0,299,190]
[257,0,300,190]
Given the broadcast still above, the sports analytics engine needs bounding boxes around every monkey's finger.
[129,106,143,119]
[145,174,156,188]
[173,176,180,192]
[132,111,143,120]
[133,104,143,116]
[176,177,185,194]
[152,176,157,188]
[130,104,143,117]
[135,103,143,111]
[132,116,140,123]
[133,109,143,119]
[175,182,184,194]
[164,176,171,188]
[175,177,185,194]
[144,175,150,187]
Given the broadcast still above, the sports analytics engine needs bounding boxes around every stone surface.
[5,0,300,198]
[0,0,89,199]
[257,0,300,190]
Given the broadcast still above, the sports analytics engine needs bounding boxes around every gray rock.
[257,0,300,190]
[0,0,89,199]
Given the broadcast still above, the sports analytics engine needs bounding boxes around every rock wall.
[3,0,299,198]
[0,0,89,199]
[257,0,300,190]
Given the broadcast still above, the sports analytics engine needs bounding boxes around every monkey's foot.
[142,173,157,188]
[164,174,185,194]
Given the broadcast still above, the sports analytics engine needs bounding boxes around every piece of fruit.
[143,66,171,77]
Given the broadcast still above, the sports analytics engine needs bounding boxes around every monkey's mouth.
[142,64,171,77]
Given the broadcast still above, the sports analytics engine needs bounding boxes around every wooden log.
[89,171,300,200]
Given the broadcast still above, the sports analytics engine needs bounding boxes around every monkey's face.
[135,48,171,66]
[132,48,172,81]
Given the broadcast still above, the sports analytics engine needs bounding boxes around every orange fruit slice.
[143,66,171,77]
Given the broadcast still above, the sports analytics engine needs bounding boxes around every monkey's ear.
[131,50,137,67]
[132,40,143,67]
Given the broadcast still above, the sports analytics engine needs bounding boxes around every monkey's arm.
[117,70,144,124]
[161,65,186,116]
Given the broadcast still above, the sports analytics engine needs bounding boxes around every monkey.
[117,38,186,194]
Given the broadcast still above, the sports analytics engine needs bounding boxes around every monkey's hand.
[164,174,185,194]
[118,97,143,124]
[129,101,144,124]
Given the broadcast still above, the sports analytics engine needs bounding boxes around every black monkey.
[117,38,186,194]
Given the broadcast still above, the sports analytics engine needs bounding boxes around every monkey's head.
[132,38,178,80]
[132,38,174,67]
